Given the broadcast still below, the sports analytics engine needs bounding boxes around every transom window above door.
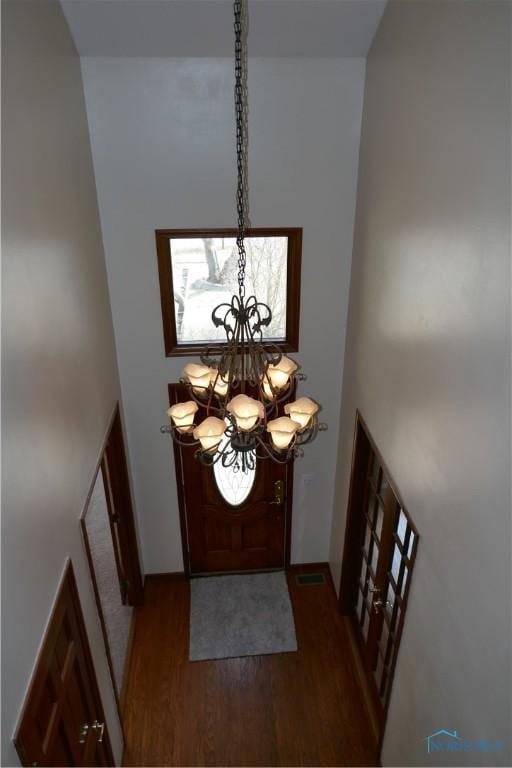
[156,228,302,356]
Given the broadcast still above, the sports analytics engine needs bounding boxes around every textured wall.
[329,1,511,765]
[2,1,123,763]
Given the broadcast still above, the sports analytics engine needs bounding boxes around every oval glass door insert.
[213,422,256,506]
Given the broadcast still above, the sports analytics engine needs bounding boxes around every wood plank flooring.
[121,566,379,767]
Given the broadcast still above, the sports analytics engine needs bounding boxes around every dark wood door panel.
[14,562,114,767]
[191,502,286,572]
[103,406,144,606]
[169,382,292,574]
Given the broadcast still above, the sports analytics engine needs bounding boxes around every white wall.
[81,57,365,573]
[329,1,511,765]
[2,1,123,764]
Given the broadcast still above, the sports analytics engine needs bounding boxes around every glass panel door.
[340,415,419,725]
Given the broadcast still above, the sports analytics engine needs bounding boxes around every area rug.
[189,571,298,661]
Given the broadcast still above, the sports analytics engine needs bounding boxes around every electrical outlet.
[302,473,314,487]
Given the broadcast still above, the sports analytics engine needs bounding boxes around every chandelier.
[161,0,326,470]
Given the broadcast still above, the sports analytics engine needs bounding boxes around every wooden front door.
[339,412,419,736]
[14,562,115,767]
[169,383,293,574]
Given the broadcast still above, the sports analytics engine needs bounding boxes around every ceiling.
[61,0,387,58]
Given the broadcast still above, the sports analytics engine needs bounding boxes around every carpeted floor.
[189,570,297,661]
[85,469,133,695]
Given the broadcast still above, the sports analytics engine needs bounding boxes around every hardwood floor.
[121,566,379,767]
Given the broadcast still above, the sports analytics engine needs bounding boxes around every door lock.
[270,480,284,506]
[79,723,89,744]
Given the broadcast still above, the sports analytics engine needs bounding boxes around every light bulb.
[227,394,264,431]
[167,401,199,433]
[264,356,298,396]
[210,369,229,397]
[266,416,300,450]
[183,363,211,393]
[193,416,226,453]
[284,397,319,430]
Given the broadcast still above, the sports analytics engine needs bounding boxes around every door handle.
[91,720,105,743]
[373,598,393,615]
[269,480,284,506]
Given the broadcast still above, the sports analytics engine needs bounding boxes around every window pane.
[391,541,402,585]
[356,587,364,619]
[213,421,256,506]
[407,530,415,559]
[170,236,288,344]
[371,539,379,575]
[362,609,370,640]
[401,566,409,596]
[385,583,395,621]
[375,502,384,540]
[379,617,390,659]
[397,508,408,543]
[363,522,372,555]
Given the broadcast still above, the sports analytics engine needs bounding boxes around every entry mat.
[189,571,298,661]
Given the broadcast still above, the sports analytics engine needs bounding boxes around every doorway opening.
[81,404,143,714]
[168,382,294,575]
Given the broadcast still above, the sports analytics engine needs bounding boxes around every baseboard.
[144,570,187,583]
[119,609,136,717]
[287,561,329,572]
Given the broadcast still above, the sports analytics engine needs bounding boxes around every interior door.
[169,383,293,574]
[102,406,143,606]
[339,413,419,732]
[14,562,115,767]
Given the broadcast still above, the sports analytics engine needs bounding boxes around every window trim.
[155,227,302,357]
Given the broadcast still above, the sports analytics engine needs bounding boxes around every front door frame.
[168,382,294,575]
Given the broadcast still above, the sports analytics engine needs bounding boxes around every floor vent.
[295,572,326,586]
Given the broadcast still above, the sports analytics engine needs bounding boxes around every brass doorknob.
[91,720,105,743]
[373,598,393,615]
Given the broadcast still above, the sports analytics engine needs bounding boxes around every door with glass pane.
[339,412,418,732]
[169,383,292,574]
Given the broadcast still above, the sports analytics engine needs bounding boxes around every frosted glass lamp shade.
[264,356,298,396]
[183,363,211,392]
[266,416,300,450]
[167,401,198,433]
[227,394,264,431]
[210,369,229,397]
[193,417,226,453]
[284,397,319,430]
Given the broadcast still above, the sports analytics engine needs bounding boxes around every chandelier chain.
[160,0,327,468]
[234,0,248,298]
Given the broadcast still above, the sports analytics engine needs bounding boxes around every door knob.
[373,598,393,615]
[91,720,105,743]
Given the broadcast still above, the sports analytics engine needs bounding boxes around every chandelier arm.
[253,432,297,464]
[160,424,201,447]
